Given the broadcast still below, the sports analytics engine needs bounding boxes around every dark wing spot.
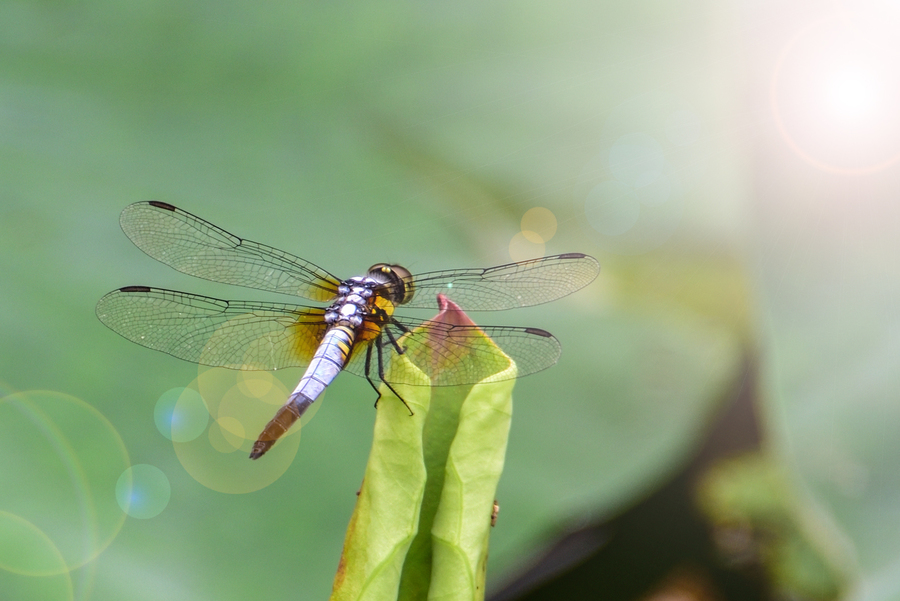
[148,200,177,211]
[524,327,553,337]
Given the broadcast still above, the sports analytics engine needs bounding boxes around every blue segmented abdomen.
[290,324,357,406]
[249,324,358,459]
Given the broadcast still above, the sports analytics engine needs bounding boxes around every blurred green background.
[3,0,900,599]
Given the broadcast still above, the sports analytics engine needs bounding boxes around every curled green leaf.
[332,297,515,601]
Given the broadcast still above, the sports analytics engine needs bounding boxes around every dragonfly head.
[367,263,414,305]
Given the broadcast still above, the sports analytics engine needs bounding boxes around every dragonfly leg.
[362,343,387,411]
[383,323,406,355]
[363,343,381,395]
[390,316,411,334]
[375,334,414,416]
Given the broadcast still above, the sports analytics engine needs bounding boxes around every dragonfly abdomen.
[250,324,357,459]
[294,324,357,401]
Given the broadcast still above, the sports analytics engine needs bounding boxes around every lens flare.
[173,369,303,494]
[154,387,209,442]
[508,230,545,262]
[0,390,129,574]
[825,66,879,121]
[771,15,900,174]
[585,180,640,236]
[578,96,686,256]
[0,511,68,577]
[608,133,666,188]
[115,465,171,520]
[0,514,73,600]
[520,207,557,243]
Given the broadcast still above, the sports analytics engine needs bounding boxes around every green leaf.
[330,372,430,601]
[332,300,515,601]
[698,453,845,600]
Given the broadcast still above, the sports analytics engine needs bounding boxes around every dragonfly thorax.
[325,277,386,328]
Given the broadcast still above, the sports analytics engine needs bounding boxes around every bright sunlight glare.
[824,65,880,121]
[770,14,900,174]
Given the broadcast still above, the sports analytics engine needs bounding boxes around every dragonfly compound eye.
[367,263,414,305]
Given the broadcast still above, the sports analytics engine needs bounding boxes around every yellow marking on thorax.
[372,294,396,316]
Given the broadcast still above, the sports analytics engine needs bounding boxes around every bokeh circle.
[173,368,305,494]
[154,387,209,442]
[0,390,130,574]
[116,465,172,519]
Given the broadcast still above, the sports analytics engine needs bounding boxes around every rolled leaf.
[332,296,515,601]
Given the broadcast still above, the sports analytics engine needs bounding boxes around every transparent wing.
[344,317,561,386]
[96,287,328,370]
[119,201,341,301]
[401,253,600,311]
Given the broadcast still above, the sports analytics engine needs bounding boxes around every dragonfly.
[96,201,600,459]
